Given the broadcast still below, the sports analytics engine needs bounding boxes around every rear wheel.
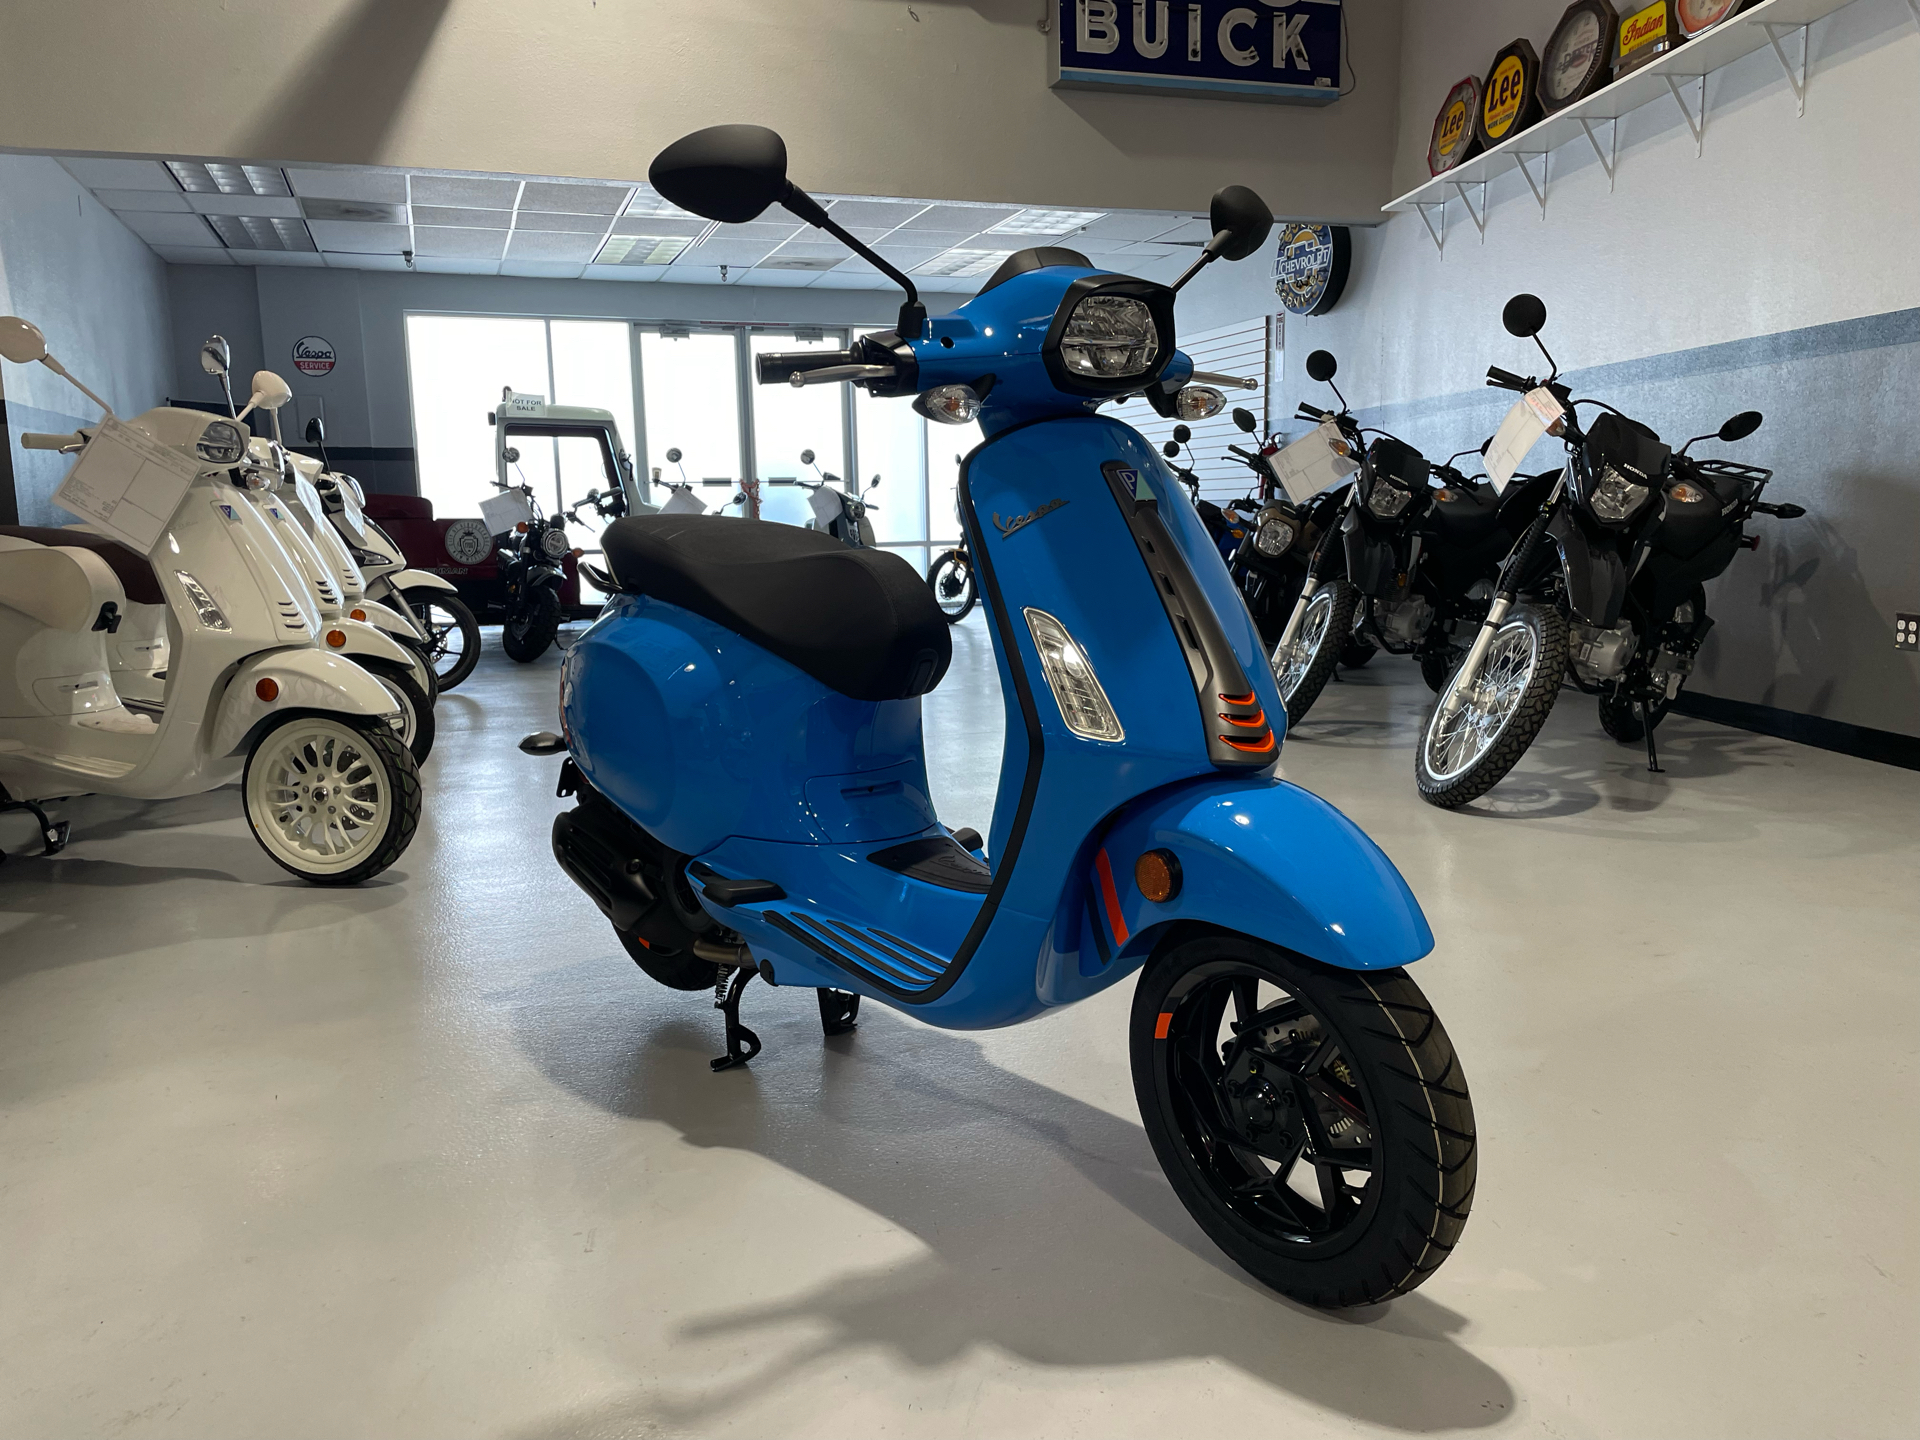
[1415,604,1567,809]
[927,550,977,623]
[1270,579,1356,726]
[405,589,481,690]
[1131,933,1476,1308]
[616,927,719,991]
[1419,650,1453,694]
[242,714,420,884]
[502,587,562,662]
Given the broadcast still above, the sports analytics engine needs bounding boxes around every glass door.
[639,330,743,512]
[748,331,847,529]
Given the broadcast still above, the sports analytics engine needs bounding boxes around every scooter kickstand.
[1641,702,1664,774]
[711,965,763,1072]
[0,797,69,861]
[817,987,860,1037]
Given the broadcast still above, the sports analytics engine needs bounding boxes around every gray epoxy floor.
[2,621,1915,1439]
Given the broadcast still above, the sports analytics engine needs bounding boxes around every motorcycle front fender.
[1087,776,1433,975]
[210,648,398,757]
[1343,521,1399,595]
[1546,508,1627,627]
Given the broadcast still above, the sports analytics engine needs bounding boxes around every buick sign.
[1052,0,1343,105]
[292,335,336,377]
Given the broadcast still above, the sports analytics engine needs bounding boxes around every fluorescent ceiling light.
[985,208,1104,236]
[624,190,695,219]
[168,161,291,197]
[598,235,690,264]
[206,215,317,252]
[915,249,1014,278]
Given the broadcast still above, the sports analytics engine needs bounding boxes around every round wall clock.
[1540,0,1618,112]
[1273,223,1351,316]
[1429,75,1483,175]
[1477,38,1543,151]
[1675,0,1749,36]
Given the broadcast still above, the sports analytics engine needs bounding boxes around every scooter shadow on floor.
[507,967,1518,1434]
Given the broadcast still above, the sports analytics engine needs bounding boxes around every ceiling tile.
[733,269,817,288]
[810,271,896,291]
[96,188,191,213]
[623,188,695,219]
[120,212,221,247]
[301,197,408,224]
[286,168,409,203]
[611,215,709,239]
[150,244,233,266]
[60,158,177,191]
[414,226,509,259]
[411,204,513,229]
[1144,218,1213,244]
[506,231,599,261]
[513,211,609,235]
[686,238,779,267]
[714,221,806,242]
[887,229,978,252]
[205,214,316,251]
[416,256,502,276]
[518,181,631,215]
[228,250,328,268]
[188,193,304,218]
[307,219,412,254]
[871,244,946,268]
[411,175,521,209]
[824,199,929,230]
[1076,211,1190,241]
[898,204,1020,233]
[599,235,692,265]
[501,259,588,278]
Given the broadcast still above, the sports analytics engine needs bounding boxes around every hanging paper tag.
[1484,387,1565,494]
[52,417,200,553]
[1269,418,1361,504]
[479,487,536,534]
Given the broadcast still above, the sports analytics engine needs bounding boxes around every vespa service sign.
[292,335,336,377]
[1052,1,1344,104]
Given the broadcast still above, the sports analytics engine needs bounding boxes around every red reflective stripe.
[1094,848,1130,945]
[1154,1011,1174,1040]
[1219,731,1277,753]
[1218,708,1267,728]
[1218,691,1256,706]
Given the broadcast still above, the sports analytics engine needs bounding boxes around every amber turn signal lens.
[349,607,367,621]
[254,677,279,701]
[325,629,347,648]
[1134,848,1181,903]
[515,521,528,533]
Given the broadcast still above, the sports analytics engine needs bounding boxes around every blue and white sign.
[1052,1,1344,105]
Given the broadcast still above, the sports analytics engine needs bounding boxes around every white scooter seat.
[0,532,127,631]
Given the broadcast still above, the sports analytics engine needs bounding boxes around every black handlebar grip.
[1295,403,1327,421]
[1485,365,1530,391]
[754,348,859,385]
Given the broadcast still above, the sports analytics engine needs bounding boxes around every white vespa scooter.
[0,317,420,883]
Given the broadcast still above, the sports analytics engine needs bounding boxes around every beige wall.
[2,0,1406,222]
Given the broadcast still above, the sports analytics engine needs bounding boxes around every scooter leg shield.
[211,649,398,757]
[1093,777,1433,973]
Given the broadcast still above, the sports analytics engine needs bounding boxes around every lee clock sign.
[1052,1,1344,105]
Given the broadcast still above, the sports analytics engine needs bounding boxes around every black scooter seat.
[600,514,951,702]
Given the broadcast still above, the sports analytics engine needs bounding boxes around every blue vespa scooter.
[524,126,1476,1308]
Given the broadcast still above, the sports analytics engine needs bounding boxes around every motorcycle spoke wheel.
[1269,580,1356,725]
[243,715,420,884]
[1415,604,1568,809]
[1422,623,1537,783]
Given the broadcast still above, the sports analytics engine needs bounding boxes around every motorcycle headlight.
[1254,515,1297,557]
[1366,477,1413,519]
[1589,463,1652,523]
[195,420,246,465]
[539,526,571,561]
[1059,295,1157,379]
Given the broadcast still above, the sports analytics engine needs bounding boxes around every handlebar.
[1295,403,1330,422]
[755,349,861,386]
[21,431,84,450]
[1485,366,1532,392]
[1189,370,1259,391]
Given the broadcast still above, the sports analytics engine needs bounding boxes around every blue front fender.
[1090,777,1434,973]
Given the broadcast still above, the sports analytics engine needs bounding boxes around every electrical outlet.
[1896,614,1919,651]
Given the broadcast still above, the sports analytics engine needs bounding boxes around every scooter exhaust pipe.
[551,806,656,932]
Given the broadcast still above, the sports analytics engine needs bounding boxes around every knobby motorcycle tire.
[1131,934,1477,1309]
[1414,604,1568,809]
[501,587,562,663]
[1276,579,1358,728]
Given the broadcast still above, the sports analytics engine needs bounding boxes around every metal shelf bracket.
[1514,151,1550,218]
[1577,116,1619,190]
[1759,22,1810,115]
[1451,179,1488,241]
[1665,73,1707,155]
[1414,200,1447,255]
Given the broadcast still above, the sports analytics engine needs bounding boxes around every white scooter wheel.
[355,658,436,765]
[242,714,421,885]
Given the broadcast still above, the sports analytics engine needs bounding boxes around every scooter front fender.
[1090,776,1433,974]
[211,649,398,757]
[389,568,458,595]
[325,618,418,671]
[356,597,429,644]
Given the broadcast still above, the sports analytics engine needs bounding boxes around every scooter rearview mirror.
[200,335,230,377]
[1162,440,1181,459]
[1502,293,1547,339]
[1305,350,1338,384]
[1172,424,1191,444]
[0,315,49,364]
[503,446,521,464]
[800,449,815,465]
[649,124,790,223]
[1204,185,1274,263]
[665,447,682,463]
[1719,410,1763,443]
[305,416,326,445]
[1232,407,1257,434]
[249,370,293,411]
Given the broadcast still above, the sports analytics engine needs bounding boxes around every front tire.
[355,658,435,765]
[1131,933,1476,1309]
[242,714,421,884]
[501,587,561,662]
[1415,604,1567,809]
[1270,579,1356,727]
[405,589,481,690]
[927,550,977,623]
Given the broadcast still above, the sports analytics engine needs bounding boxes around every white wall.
[0,156,172,526]
[1179,0,1920,736]
[2,0,1406,223]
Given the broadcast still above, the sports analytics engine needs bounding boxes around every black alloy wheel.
[405,589,481,690]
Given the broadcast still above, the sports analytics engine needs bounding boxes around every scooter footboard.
[1088,777,1433,974]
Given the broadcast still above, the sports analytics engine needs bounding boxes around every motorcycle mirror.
[665,447,682,463]
[1204,185,1274,263]
[503,446,521,464]
[199,335,231,377]
[1161,440,1180,459]
[800,448,815,465]
[1172,424,1192,444]
[1232,407,1257,433]
[869,474,881,489]
[1719,410,1763,442]
[0,315,48,364]
[1304,350,1338,384]
[304,416,326,445]
[1502,293,1548,338]
[249,370,293,411]
[649,124,791,223]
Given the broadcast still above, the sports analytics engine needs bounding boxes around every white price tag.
[479,487,535,534]
[1268,419,1361,504]
[52,416,200,553]
[1484,387,1565,494]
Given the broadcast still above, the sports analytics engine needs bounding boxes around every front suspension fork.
[1439,487,1562,716]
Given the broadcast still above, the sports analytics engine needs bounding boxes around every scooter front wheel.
[1131,933,1476,1309]
[242,714,421,885]
[354,658,436,765]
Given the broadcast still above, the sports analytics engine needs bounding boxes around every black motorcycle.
[489,471,571,663]
[1414,293,1805,808]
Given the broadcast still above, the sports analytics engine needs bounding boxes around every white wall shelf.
[1384,0,1895,252]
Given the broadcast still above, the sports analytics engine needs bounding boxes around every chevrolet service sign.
[1052,0,1343,104]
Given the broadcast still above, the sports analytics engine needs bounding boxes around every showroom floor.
[1,621,1914,1439]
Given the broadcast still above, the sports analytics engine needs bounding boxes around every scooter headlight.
[1024,607,1123,742]
[1589,463,1652,523]
[1059,296,1157,379]
[174,570,230,631]
[195,420,246,465]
